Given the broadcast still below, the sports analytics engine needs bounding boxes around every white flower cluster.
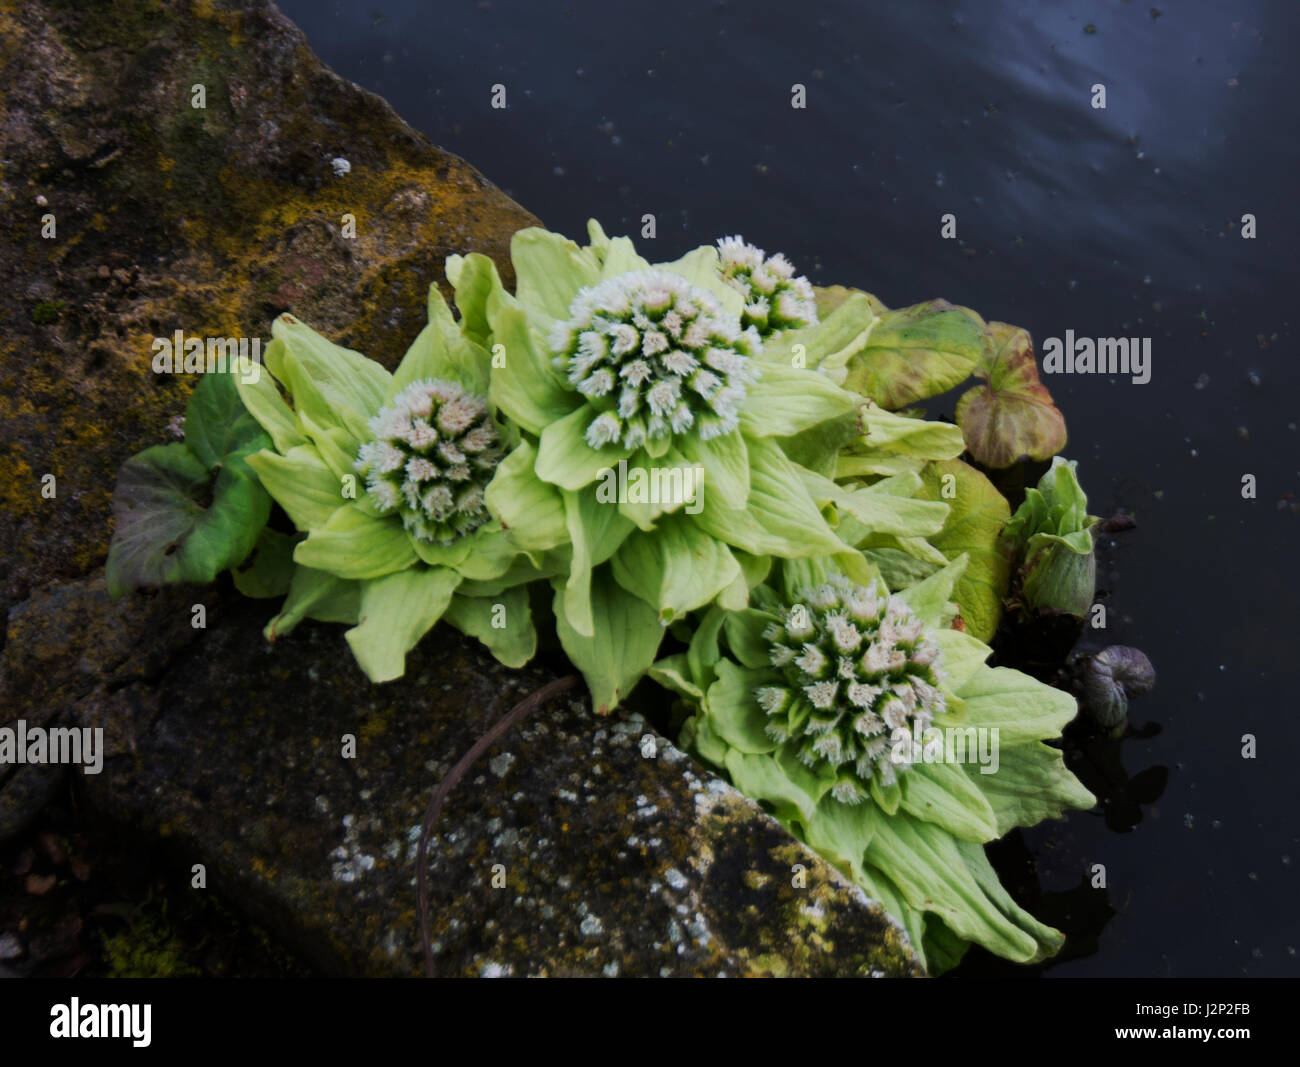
[548,269,762,450]
[353,378,502,544]
[716,235,818,335]
[754,575,946,804]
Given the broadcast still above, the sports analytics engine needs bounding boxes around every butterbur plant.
[1002,456,1099,620]
[450,221,871,711]
[227,288,557,682]
[102,217,1110,974]
[106,370,271,596]
[652,556,1096,973]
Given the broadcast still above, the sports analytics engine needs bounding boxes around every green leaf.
[510,227,602,323]
[344,566,462,683]
[970,740,1096,836]
[842,299,985,409]
[411,535,472,570]
[953,838,1065,963]
[485,302,580,436]
[724,751,820,827]
[484,440,569,552]
[956,664,1079,745]
[245,445,345,532]
[443,586,537,669]
[611,449,703,530]
[654,244,744,314]
[1004,458,1098,618]
[802,796,879,883]
[445,252,507,347]
[597,234,652,278]
[558,486,635,637]
[929,627,993,695]
[838,401,964,479]
[392,286,492,397]
[106,444,270,597]
[687,606,727,693]
[802,467,949,540]
[899,761,999,843]
[864,810,1043,962]
[895,555,968,629]
[234,353,306,454]
[552,569,664,714]
[856,402,966,460]
[703,660,777,754]
[738,364,860,438]
[679,430,749,509]
[775,290,882,380]
[271,313,392,445]
[861,548,940,591]
[231,528,298,599]
[916,458,1012,642]
[648,653,705,702]
[293,506,417,580]
[536,405,631,492]
[780,412,861,479]
[264,565,360,640]
[955,321,1067,468]
[722,607,779,670]
[297,409,360,481]
[610,512,742,623]
[184,368,270,470]
[451,525,521,582]
[696,436,845,557]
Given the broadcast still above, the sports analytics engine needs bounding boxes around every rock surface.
[0,0,922,975]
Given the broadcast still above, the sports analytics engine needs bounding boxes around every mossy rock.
[0,0,923,975]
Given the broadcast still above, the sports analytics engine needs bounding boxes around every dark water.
[278,0,1299,977]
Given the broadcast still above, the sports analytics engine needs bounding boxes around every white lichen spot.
[330,156,352,177]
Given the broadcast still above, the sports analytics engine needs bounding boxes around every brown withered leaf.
[956,321,1067,468]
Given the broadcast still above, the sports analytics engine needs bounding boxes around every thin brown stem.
[417,674,580,977]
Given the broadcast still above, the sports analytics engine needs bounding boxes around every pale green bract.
[1003,456,1099,619]
[447,220,880,711]
[230,288,558,683]
[652,555,1096,973]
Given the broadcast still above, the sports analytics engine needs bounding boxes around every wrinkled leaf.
[106,443,270,597]
[552,569,664,714]
[956,321,1067,468]
[842,299,986,409]
[916,458,1012,642]
[186,369,272,470]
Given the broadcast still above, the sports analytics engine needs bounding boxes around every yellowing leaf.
[956,321,1067,468]
[916,458,1012,642]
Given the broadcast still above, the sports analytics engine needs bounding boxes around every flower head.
[353,378,503,544]
[548,269,763,450]
[716,235,818,335]
[758,574,946,803]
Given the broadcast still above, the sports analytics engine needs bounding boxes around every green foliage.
[1003,457,1099,619]
[106,370,271,596]
[103,220,1109,970]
